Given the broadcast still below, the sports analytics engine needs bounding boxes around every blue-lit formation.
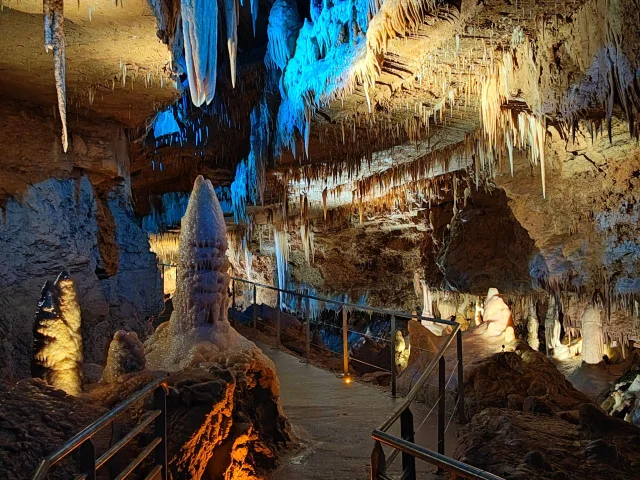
[141,188,232,233]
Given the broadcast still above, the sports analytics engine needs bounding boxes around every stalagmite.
[43,0,68,152]
[181,0,218,106]
[527,302,540,351]
[145,176,250,370]
[394,330,410,372]
[581,306,604,365]
[32,271,83,396]
[483,288,512,337]
[103,331,146,383]
[545,295,562,354]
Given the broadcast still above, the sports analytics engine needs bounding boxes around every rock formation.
[102,331,146,383]
[483,288,512,337]
[145,175,258,371]
[581,306,604,365]
[545,296,562,354]
[526,302,540,351]
[32,271,83,396]
[0,101,163,380]
[455,405,640,480]
[463,344,590,418]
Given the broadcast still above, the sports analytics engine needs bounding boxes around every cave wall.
[0,99,162,379]
[419,186,538,295]
[287,222,424,311]
[496,118,640,295]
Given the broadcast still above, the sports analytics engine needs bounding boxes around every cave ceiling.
[2,0,640,296]
[0,0,180,126]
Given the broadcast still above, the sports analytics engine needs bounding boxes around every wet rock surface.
[456,405,640,480]
[463,344,591,418]
[0,379,107,480]
[456,346,640,479]
[1,343,291,480]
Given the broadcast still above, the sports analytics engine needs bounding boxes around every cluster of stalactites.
[44,0,68,152]
[476,44,550,197]
[299,193,315,264]
[266,0,302,71]
[181,0,247,105]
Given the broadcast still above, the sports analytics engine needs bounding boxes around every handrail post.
[305,291,311,362]
[231,278,236,326]
[276,291,281,349]
[391,315,397,398]
[438,355,446,455]
[457,329,466,423]
[154,384,168,480]
[78,439,96,480]
[252,283,257,329]
[371,440,386,480]
[342,304,349,376]
[400,409,416,480]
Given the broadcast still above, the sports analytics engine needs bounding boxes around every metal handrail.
[378,324,460,433]
[372,430,503,480]
[32,377,168,480]
[231,276,457,326]
[368,319,505,479]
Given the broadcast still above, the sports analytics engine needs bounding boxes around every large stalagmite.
[582,306,604,365]
[145,175,251,370]
[32,271,83,396]
[527,302,540,351]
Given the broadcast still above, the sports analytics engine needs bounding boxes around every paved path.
[258,342,458,480]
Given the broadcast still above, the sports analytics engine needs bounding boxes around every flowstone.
[145,176,253,371]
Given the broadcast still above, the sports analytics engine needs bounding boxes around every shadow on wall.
[424,186,539,294]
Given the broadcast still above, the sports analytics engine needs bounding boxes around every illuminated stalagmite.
[581,306,604,365]
[545,296,562,354]
[145,175,251,370]
[103,331,146,383]
[527,302,540,351]
[484,288,512,337]
[32,271,83,396]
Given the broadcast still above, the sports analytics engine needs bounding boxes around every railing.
[32,378,168,480]
[369,328,504,480]
[228,276,504,480]
[230,276,452,392]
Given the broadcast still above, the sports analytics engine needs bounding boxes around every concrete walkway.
[258,342,458,480]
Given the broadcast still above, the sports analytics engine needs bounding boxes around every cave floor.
[258,342,458,480]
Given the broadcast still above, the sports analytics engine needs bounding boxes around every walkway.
[257,342,459,480]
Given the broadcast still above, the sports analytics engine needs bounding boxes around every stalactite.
[274,224,290,305]
[181,0,218,106]
[224,0,238,88]
[44,0,68,152]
